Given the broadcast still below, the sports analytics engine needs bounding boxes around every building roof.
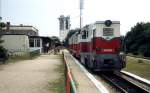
[95,21,120,24]
[2,25,38,32]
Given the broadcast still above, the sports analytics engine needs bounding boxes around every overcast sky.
[1,0,150,36]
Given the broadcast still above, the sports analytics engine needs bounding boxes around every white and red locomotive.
[68,20,126,71]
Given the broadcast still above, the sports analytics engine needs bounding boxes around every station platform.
[0,54,63,93]
[63,50,109,93]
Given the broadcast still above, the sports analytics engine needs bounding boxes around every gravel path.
[0,55,62,93]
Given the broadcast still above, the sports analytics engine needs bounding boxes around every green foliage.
[0,46,8,61]
[64,28,80,46]
[50,36,61,47]
[0,22,6,30]
[125,22,150,57]
[0,24,8,61]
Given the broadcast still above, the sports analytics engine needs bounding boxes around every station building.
[0,22,49,56]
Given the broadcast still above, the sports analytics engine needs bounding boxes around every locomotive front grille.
[94,54,123,70]
[104,59,115,67]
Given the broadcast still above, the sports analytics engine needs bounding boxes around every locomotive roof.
[95,21,120,24]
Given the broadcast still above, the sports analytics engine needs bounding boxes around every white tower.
[58,15,70,42]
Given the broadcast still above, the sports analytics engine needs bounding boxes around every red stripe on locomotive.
[93,37,120,54]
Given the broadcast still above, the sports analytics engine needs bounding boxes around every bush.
[125,22,150,57]
[0,46,8,61]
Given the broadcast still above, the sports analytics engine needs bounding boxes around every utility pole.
[0,0,2,22]
[79,0,84,32]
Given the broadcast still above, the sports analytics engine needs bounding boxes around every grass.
[0,53,40,65]
[48,55,65,93]
[123,56,150,80]
[0,55,28,64]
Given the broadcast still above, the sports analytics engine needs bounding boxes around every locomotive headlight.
[105,20,112,27]
[119,52,124,55]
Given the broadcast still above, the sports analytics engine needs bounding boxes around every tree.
[0,22,6,43]
[125,22,150,57]
[0,22,6,30]
[64,28,80,47]
[50,36,61,47]
[0,22,8,61]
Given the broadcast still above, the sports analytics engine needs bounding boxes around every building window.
[29,38,34,47]
[59,19,64,30]
[66,19,69,29]
[37,39,40,47]
[82,30,86,39]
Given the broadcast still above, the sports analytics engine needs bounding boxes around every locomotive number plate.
[103,49,113,52]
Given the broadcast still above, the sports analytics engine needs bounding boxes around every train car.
[68,20,126,71]
[68,31,79,57]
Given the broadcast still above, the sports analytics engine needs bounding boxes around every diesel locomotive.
[68,20,126,71]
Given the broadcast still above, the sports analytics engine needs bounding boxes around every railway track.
[73,55,150,93]
[100,72,149,93]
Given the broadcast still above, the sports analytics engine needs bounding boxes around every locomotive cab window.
[82,30,87,39]
[103,28,114,36]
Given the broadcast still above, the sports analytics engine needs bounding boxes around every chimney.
[6,22,10,31]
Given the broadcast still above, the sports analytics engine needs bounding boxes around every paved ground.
[0,54,62,93]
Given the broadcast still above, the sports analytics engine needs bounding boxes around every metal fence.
[29,49,40,57]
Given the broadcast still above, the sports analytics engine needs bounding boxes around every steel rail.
[115,71,150,92]
[100,72,149,93]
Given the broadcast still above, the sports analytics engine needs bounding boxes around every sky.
[1,0,150,36]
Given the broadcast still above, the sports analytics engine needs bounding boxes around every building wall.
[1,35,30,56]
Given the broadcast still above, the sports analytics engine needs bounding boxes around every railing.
[29,49,40,58]
[63,52,77,93]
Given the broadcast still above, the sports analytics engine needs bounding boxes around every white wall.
[1,35,30,56]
